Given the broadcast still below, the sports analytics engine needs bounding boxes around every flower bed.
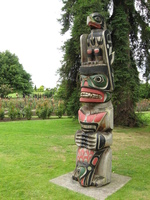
[136,99,150,112]
[0,97,65,121]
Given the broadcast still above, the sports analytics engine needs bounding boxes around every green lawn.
[0,115,150,200]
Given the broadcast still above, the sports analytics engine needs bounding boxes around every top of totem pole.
[87,12,104,30]
[79,12,115,99]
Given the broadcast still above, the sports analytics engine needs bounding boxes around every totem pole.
[72,13,115,187]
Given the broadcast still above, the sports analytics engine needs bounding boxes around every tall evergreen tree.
[110,0,149,126]
[58,0,149,126]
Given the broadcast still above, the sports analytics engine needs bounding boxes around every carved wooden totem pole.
[72,13,115,187]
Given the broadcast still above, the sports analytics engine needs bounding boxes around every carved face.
[87,13,104,29]
[80,74,109,103]
[80,74,111,103]
[79,65,113,103]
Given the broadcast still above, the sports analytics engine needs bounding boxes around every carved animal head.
[87,13,104,29]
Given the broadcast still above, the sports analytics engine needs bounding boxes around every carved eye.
[94,16,101,22]
[77,168,80,175]
[94,75,104,83]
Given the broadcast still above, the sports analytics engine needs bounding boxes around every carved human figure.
[72,13,115,187]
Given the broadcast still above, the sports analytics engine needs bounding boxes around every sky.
[0,0,70,89]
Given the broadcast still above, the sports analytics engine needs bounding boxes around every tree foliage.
[109,0,149,126]
[58,0,150,126]
[133,0,150,82]
[44,87,57,98]
[0,84,13,98]
[0,50,33,97]
[37,85,44,92]
[139,82,150,99]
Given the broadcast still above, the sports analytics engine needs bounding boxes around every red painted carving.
[81,178,84,186]
[94,48,99,54]
[92,157,98,166]
[77,148,95,163]
[87,49,92,54]
[78,110,85,121]
[86,114,97,122]
[83,80,88,87]
[78,110,106,124]
[87,112,106,123]
[88,21,101,29]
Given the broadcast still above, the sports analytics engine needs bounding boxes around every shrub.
[38,107,48,119]
[6,99,26,120]
[16,108,23,119]
[47,107,53,118]
[55,101,65,118]
[36,109,40,118]
[1,99,9,108]
[24,105,32,120]
[0,108,4,120]
[136,99,150,112]
[36,100,53,119]
[8,104,18,120]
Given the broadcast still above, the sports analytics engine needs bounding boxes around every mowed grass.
[109,112,150,200]
[0,114,150,200]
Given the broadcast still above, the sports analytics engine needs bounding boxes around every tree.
[139,82,150,99]
[109,0,149,126]
[58,0,150,125]
[0,84,13,98]
[134,2,150,84]
[44,87,57,98]
[37,85,44,92]
[34,85,37,91]
[0,50,33,96]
